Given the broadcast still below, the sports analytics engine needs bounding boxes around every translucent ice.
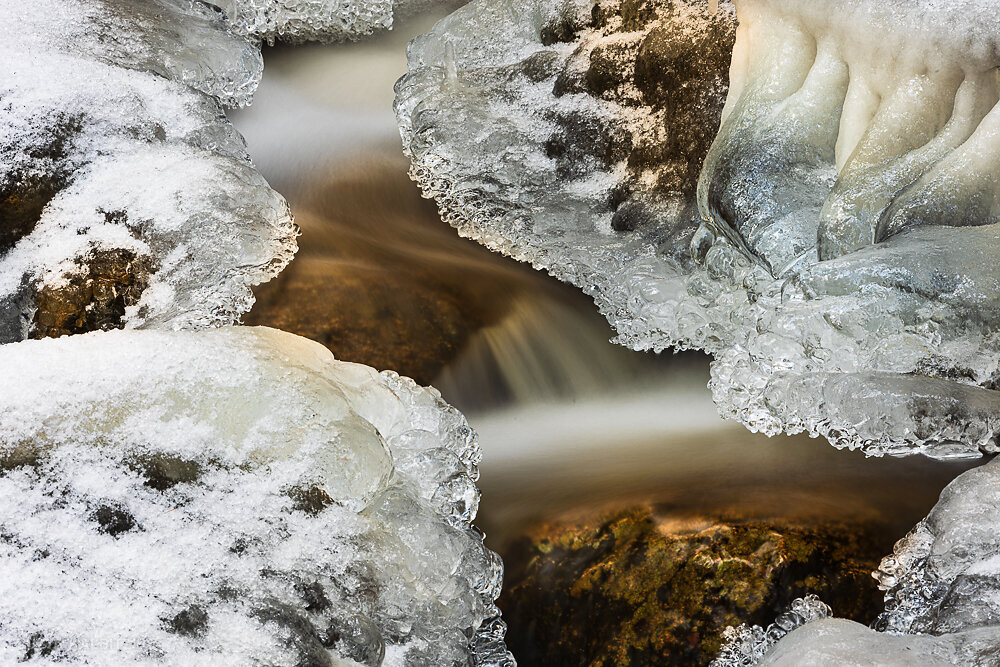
[1,1,296,342]
[713,458,1000,666]
[396,0,1000,458]
[11,0,265,107]
[0,326,512,666]
[217,0,393,44]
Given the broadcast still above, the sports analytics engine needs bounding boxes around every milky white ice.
[0,327,511,666]
[395,0,1000,459]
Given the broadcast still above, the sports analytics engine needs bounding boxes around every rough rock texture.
[0,327,512,666]
[31,249,151,339]
[246,161,489,385]
[396,0,1000,458]
[249,257,475,384]
[245,156,633,389]
[500,506,888,666]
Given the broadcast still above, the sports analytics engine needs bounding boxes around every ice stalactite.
[395,0,1000,459]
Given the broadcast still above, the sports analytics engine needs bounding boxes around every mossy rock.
[500,505,887,666]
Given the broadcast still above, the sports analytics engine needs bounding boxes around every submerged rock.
[396,0,1000,458]
[0,327,512,666]
[500,506,887,666]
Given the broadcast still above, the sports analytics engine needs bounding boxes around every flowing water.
[231,8,981,587]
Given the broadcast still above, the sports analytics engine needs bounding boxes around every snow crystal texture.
[216,0,394,43]
[0,327,512,666]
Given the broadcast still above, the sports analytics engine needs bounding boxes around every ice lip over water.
[1,0,297,342]
[0,327,511,666]
[395,0,1000,459]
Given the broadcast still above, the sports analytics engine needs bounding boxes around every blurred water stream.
[231,15,980,561]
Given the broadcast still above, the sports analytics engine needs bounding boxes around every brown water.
[231,15,982,564]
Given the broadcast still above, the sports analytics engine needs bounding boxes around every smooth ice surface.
[713,459,1000,666]
[396,0,1000,458]
[1,0,296,342]
[0,327,512,666]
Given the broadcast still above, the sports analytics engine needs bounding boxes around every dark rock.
[90,503,139,537]
[30,248,151,339]
[139,453,202,490]
[540,2,592,46]
[254,600,333,667]
[22,632,60,661]
[611,199,655,232]
[547,0,737,199]
[586,38,640,97]
[1,115,79,256]
[288,486,335,515]
[164,605,210,637]
[517,51,562,83]
[500,506,888,666]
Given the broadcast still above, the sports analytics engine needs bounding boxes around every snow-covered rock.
[1,0,297,342]
[0,326,512,666]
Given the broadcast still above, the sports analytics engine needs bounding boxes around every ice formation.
[0,327,511,665]
[712,458,1000,665]
[395,0,1000,458]
[1,0,297,342]
[216,0,394,44]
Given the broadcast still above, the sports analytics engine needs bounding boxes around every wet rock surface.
[500,506,889,666]
[246,156,626,386]
[31,249,151,339]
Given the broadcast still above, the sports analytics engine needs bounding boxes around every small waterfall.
[433,296,687,412]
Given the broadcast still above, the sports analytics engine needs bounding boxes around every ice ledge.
[395,0,1000,458]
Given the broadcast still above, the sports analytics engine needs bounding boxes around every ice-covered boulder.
[395,0,1000,458]
[712,458,1000,665]
[1,0,297,343]
[0,326,512,666]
